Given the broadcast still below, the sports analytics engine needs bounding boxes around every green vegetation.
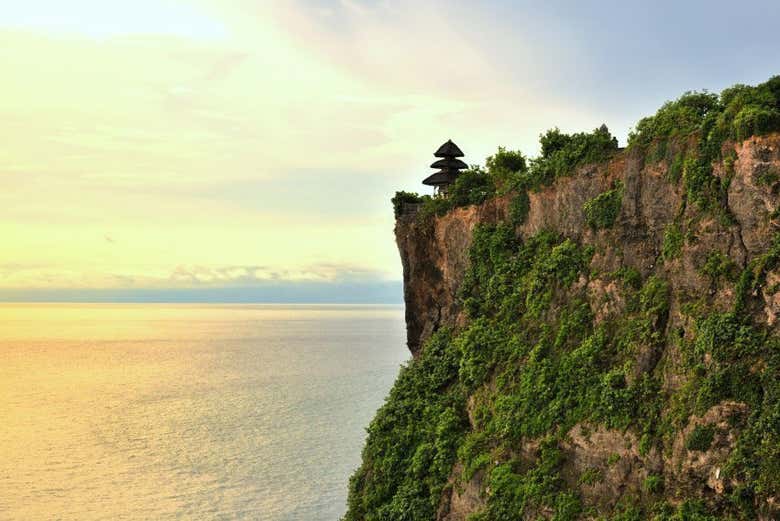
[669,308,780,503]
[356,208,780,518]
[681,154,723,211]
[350,220,779,518]
[629,76,780,211]
[396,77,780,226]
[508,190,530,226]
[447,167,495,208]
[347,225,673,520]
[628,92,720,150]
[391,127,620,227]
[735,233,780,312]
[643,474,664,494]
[349,218,780,519]
[668,149,685,182]
[685,425,715,452]
[486,146,528,194]
[345,329,466,521]
[700,251,738,282]
[579,467,604,486]
[655,500,721,521]
[391,148,530,224]
[583,182,624,230]
[524,125,619,190]
[661,223,684,261]
[469,440,582,521]
[363,77,780,520]
[391,190,426,218]
[629,78,780,151]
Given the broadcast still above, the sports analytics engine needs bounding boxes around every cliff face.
[397,136,780,358]
[387,135,780,520]
[396,195,511,356]
[346,76,780,521]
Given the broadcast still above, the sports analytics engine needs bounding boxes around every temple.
[422,140,467,195]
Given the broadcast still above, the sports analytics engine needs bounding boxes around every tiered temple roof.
[422,140,466,191]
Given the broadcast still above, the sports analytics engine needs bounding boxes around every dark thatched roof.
[430,157,468,170]
[422,169,460,186]
[434,140,464,158]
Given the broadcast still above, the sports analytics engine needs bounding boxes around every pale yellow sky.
[0,0,584,291]
[4,0,772,294]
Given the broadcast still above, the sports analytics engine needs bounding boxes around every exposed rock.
[561,424,661,513]
[396,195,509,356]
[389,134,780,519]
[729,136,780,258]
[587,278,627,325]
[668,402,749,504]
[437,464,485,521]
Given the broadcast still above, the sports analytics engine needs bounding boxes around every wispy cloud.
[168,262,393,286]
[1,0,778,298]
[0,261,395,290]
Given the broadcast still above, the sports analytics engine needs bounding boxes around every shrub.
[472,441,577,521]
[727,353,780,497]
[733,106,780,142]
[344,329,467,521]
[486,147,528,193]
[448,167,495,208]
[668,151,685,182]
[735,233,780,312]
[681,154,719,210]
[614,266,642,290]
[629,77,780,214]
[628,91,719,149]
[508,191,530,226]
[352,79,780,520]
[669,500,719,520]
[415,195,451,222]
[540,127,573,157]
[628,76,780,211]
[700,251,738,282]
[693,313,762,363]
[525,125,619,190]
[457,431,491,481]
[685,424,715,452]
[662,223,684,261]
[583,181,624,230]
[643,475,664,494]
[579,467,603,486]
[391,191,426,218]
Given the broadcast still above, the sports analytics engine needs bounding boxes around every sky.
[1,0,779,302]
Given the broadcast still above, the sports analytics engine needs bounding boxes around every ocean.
[0,303,408,520]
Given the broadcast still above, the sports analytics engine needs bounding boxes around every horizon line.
[0,282,404,305]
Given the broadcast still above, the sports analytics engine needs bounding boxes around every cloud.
[0,260,396,290]
[168,262,394,286]
[0,263,147,289]
[0,262,402,303]
[2,0,779,298]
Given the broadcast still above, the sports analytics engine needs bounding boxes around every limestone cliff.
[392,135,780,520]
[398,136,780,358]
[396,195,511,356]
[346,78,780,521]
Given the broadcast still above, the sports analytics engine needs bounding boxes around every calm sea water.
[0,303,408,520]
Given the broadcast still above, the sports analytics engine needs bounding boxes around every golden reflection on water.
[0,303,407,520]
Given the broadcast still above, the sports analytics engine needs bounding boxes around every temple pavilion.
[422,140,467,195]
